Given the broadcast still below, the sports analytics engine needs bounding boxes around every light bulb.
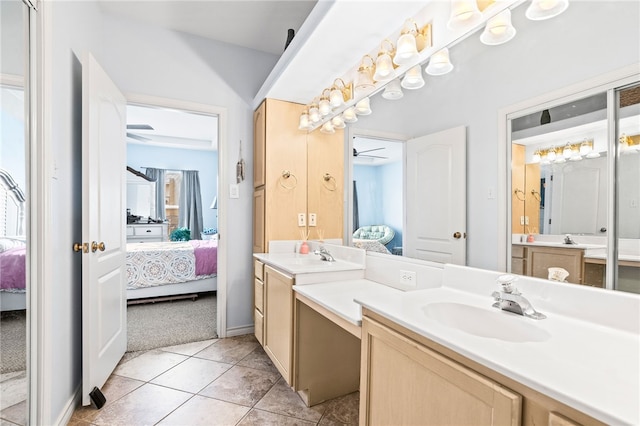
[342,107,358,123]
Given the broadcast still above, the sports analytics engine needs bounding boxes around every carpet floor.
[127,291,218,352]
[0,310,26,374]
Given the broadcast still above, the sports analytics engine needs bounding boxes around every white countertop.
[293,279,401,326]
[355,287,640,426]
[253,252,365,275]
[513,241,606,250]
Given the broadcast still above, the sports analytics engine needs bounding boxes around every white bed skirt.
[126,276,217,300]
[0,291,26,311]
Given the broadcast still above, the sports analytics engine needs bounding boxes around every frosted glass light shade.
[526,0,569,20]
[374,52,395,82]
[425,48,453,76]
[319,98,331,116]
[331,115,346,129]
[355,67,375,92]
[447,0,482,31]
[309,106,320,123]
[298,112,311,131]
[342,107,358,123]
[320,121,335,134]
[401,65,425,90]
[393,33,418,65]
[480,9,517,45]
[330,87,344,108]
[382,78,404,100]
[355,97,372,115]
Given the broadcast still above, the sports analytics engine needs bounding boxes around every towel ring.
[513,188,525,201]
[279,170,298,190]
[531,189,541,202]
[322,173,337,191]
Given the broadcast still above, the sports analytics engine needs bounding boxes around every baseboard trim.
[225,325,254,337]
[54,384,81,426]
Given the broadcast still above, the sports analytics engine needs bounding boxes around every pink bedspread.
[189,239,218,276]
[0,246,26,291]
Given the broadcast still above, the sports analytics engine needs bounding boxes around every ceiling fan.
[126,124,154,142]
[353,147,388,159]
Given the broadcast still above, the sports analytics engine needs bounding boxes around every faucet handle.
[496,274,518,293]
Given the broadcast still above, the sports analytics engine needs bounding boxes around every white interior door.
[405,126,466,264]
[82,52,127,406]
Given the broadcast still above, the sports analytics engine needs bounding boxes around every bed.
[125,238,218,302]
[0,168,27,312]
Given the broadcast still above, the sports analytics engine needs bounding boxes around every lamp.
[562,142,573,159]
[382,78,404,100]
[425,48,454,76]
[373,39,396,82]
[447,0,482,31]
[579,139,592,156]
[355,97,372,115]
[309,101,320,123]
[526,0,569,21]
[331,115,346,129]
[355,55,375,93]
[480,9,517,45]
[320,121,335,134]
[532,150,541,163]
[401,65,425,90]
[298,109,311,131]
[330,78,352,109]
[342,107,358,123]
[319,89,331,116]
[546,146,556,161]
[393,19,419,65]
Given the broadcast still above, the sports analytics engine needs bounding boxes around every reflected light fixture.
[320,121,335,134]
[382,78,404,100]
[480,9,517,45]
[562,142,573,159]
[342,107,358,123]
[393,19,419,65]
[318,89,331,116]
[355,55,376,93]
[546,146,556,161]
[579,139,592,156]
[532,150,541,163]
[331,115,346,129]
[355,97,372,115]
[425,48,454,76]
[447,0,482,31]
[298,109,311,131]
[401,65,425,90]
[526,0,569,21]
[309,101,320,123]
[373,39,396,82]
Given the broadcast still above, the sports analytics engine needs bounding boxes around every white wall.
[354,1,640,271]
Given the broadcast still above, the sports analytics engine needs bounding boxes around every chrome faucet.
[564,234,576,245]
[491,275,546,320]
[314,246,335,262]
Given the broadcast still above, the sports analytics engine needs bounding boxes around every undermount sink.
[423,302,551,343]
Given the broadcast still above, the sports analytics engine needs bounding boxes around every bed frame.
[126,276,217,303]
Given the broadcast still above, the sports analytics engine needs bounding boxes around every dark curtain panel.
[145,167,166,220]
[179,170,203,239]
[353,180,359,232]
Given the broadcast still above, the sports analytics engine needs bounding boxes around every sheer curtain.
[145,168,166,220]
[179,170,203,239]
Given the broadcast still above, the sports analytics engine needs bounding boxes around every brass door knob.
[91,241,106,252]
[453,232,462,239]
[73,242,88,253]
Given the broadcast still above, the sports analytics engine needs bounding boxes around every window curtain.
[179,170,203,239]
[353,180,360,232]
[145,168,166,220]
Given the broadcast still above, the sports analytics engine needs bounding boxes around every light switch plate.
[298,213,306,227]
[309,213,317,226]
[229,184,239,199]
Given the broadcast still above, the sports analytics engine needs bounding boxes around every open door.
[405,126,466,264]
[81,52,127,406]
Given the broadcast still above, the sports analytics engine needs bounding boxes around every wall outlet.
[309,213,317,226]
[400,270,417,287]
[298,213,306,227]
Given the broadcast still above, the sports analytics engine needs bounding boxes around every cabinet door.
[253,101,266,188]
[526,246,583,284]
[253,187,265,253]
[360,317,522,426]
[264,266,294,384]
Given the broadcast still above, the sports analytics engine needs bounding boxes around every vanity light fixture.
[318,89,332,116]
[382,78,404,100]
[355,97,372,115]
[355,55,376,93]
[329,78,352,109]
[373,39,396,82]
[320,121,335,134]
[342,107,358,123]
[298,109,312,131]
[480,9,517,45]
[447,0,482,31]
[309,101,320,123]
[525,0,569,21]
[401,65,425,90]
[531,149,541,163]
[331,115,346,129]
[425,48,454,76]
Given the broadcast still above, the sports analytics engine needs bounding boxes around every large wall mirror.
[508,82,640,293]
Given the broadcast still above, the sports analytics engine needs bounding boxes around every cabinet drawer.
[254,308,264,345]
[512,245,525,258]
[254,278,264,313]
[134,226,163,236]
[254,260,264,280]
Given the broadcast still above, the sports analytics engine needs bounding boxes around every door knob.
[91,241,106,252]
[453,232,462,239]
[73,242,89,253]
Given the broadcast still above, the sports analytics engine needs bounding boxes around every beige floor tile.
[318,392,359,425]
[1,420,22,426]
[160,339,218,356]
[198,365,280,407]
[72,375,145,422]
[255,378,326,423]
[90,383,191,426]
[0,400,25,426]
[194,335,259,364]
[151,357,232,393]
[237,408,316,425]
[157,395,250,426]
[236,347,279,374]
[0,372,26,411]
[66,418,93,426]
[113,349,188,382]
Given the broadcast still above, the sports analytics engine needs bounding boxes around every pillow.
[0,237,26,253]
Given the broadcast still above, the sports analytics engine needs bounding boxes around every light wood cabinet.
[252,98,343,253]
[513,244,584,284]
[360,309,605,426]
[512,144,541,234]
[263,265,295,385]
[511,244,526,275]
[253,260,265,345]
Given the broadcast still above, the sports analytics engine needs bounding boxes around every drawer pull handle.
[146,229,152,232]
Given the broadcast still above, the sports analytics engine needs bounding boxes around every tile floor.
[63,334,359,426]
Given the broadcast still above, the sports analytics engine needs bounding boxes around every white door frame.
[125,93,228,338]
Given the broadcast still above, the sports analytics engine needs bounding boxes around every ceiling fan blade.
[360,154,388,159]
[127,132,152,142]
[358,147,385,154]
[127,124,154,130]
